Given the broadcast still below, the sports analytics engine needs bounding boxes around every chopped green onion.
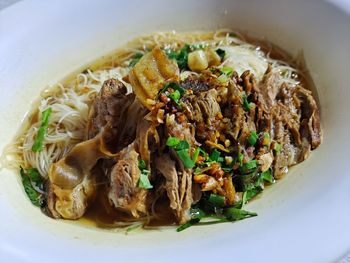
[160,82,186,97]
[138,159,147,170]
[261,169,274,184]
[262,132,270,146]
[164,48,178,60]
[168,90,181,104]
[166,137,181,147]
[176,218,200,232]
[177,44,190,69]
[209,149,221,162]
[176,149,195,169]
[208,194,226,207]
[138,171,153,189]
[238,153,244,166]
[190,43,205,50]
[20,167,44,207]
[220,66,233,76]
[32,107,52,152]
[129,53,143,67]
[174,140,190,151]
[239,160,258,174]
[224,207,257,221]
[217,74,229,83]
[242,95,253,111]
[194,167,201,174]
[274,143,282,153]
[247,131,258,146]
[216,49,226,61]
[192,147,201,163]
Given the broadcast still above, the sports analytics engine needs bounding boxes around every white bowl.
[1,0,350,262]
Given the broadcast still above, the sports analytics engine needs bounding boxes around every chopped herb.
[174,140,190,151]
[194,167,201,174]
[176,218,200,232]
[238,153,244,166]
[166,44,191,70]
[239,160,258,174]
[261,169,274,184]
[262,132,270,146]
[20,167,44,207]
[247,131,258,146]
[216,49,226,61]
[129,53,143,67]
[160,82,186,107]
[192,147,201,163]
[274,143,282,153]
[208,194,226,207]
[217,74,229,83]
[220,66,233,76]
[190,43,205,50]
[138,160,153,189]
[177,194,258,231]
[164,49,178,60]
[176,149,195,169]
[166,136,181,147]
[138,159,147,170]
[166,138,194,168]
[242,95,253,111]
[32,107,52,152]
[224,207,257,221]
[168,90,181,104]
[209,149,221,162]
[138,170,153,189]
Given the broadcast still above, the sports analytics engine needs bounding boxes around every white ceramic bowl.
[1,1,350,262]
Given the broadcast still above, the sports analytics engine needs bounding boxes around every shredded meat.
[108,143,148,218]
[155,154,193,224]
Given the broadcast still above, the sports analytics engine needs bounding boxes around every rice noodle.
[1,29,302,179]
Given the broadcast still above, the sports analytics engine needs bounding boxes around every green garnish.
[220,66,233,76]
[239,160,258,174]
[20,167,44,207]
[260,169,274,184]
[174,140,190,151]
[190,43,205,50]
[166,137,181,147]
[224,207,257,221]
[176,199,257,231]
[240,169,275,207]
[138,159,147,170]
[32,107,52,152]
[242,95,253,111]
[208,194,226,207]
[129,53,143,67]
[138,159,153,189]
[176,218,200,232]
[166,44,191,70]
[274,143,282,153]
[176,149,195,169]
[216,49,226,61]
[166,137,195,169]
[209,149,221,162]
[238,153,244,166]
[138,171,153,189]
[192,147,201,163]
[217,74,229,83]
[168,90,181,104]
[247,131,258,146]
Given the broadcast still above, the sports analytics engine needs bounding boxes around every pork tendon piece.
[129,46,180,109]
